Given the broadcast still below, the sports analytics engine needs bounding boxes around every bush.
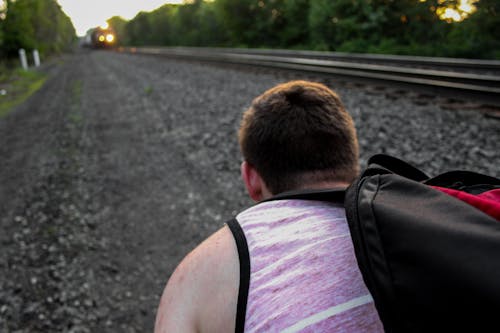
[1,0,75,58]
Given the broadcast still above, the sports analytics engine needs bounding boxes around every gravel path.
[0,50,498,332]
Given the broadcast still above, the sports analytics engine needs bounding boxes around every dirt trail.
[0,51,255,332]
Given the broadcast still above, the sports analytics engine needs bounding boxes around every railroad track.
[119,46,500,105]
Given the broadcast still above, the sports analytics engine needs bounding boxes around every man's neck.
[263,180,350,200]
[295,181,350,190]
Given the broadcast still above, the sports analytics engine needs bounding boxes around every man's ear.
[241,161,265,202]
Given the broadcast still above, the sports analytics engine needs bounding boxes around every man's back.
[155,198,383,332]
[230,199,383,332]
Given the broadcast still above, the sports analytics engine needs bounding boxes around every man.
[154,81,383,332]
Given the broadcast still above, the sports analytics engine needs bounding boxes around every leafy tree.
[113,0,500,59]
[173,0,203,45]
[256,0,287,47]
[1,0,75,58]
[148,5,176,45]
[2,0,36,56]
[126,11,152,46]
[213,0,256,46]
[0,0,6,51]
[308,0,370,51]
[280,0,310,48]
[455,0,500,58]
[108,16,128,45]
[123,1,228,47]
[192,1,229,46]
[358,0,447,55]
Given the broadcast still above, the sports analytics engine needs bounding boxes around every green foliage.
[144,85,153,96]
[451,0,500,58]
[107,16,128,45]
[0,1,6,53]
[149,6,177,45]
[279,0,310,47]
[214,0,255,46]
[0,68,47,118]
[195,2,229,46]
[0,0,76,59]
[125,11,152,46]
[108,0,499,59]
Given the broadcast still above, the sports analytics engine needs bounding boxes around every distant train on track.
[82,23,116,49]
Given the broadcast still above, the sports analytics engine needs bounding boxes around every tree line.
[109,0,499,59]
[0,0,76,60]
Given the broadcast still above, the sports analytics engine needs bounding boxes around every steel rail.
[120,47,500,101]
[202,47,500,72]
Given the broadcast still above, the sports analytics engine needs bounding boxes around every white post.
[33,49,41,67]
[19,48,28,70]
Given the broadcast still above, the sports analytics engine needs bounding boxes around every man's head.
[239,80,359,200]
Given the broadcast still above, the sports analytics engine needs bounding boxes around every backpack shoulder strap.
[425,170,500,190]
[367,154,500,191]
[367,154,429,181]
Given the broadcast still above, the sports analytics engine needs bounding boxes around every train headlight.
[98,35,105,42]
[106,34,115,43]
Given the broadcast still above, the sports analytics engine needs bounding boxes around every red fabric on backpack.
[433,187,500,222]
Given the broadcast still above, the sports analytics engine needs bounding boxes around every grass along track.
[0,68,47,118]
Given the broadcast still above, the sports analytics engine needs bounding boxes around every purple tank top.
[234,199,384,332]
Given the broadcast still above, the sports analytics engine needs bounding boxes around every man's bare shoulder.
[155,225,239,333]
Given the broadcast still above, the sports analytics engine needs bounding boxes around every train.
[82,24,116,49]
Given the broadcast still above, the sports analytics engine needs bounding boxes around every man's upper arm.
[154,225,239,333]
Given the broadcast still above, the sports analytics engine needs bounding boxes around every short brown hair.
[238,80,359,194]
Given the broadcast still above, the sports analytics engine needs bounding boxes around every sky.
[57,0,184,36]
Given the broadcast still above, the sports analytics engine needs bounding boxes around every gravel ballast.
[0,50,498,332]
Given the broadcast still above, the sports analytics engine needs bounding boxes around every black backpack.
[344,155,500,332]
[345,154,500,333]
[268,154,500,332]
